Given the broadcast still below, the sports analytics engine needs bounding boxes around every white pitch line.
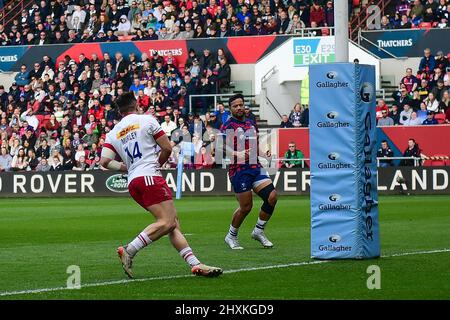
[1,248,449,297]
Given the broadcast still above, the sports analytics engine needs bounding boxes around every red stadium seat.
[118,35,134,41]
[435,113,446,124]
[419,22,432,29]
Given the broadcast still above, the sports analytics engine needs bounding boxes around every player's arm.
[155,133,172,167]
[100,143,127,172]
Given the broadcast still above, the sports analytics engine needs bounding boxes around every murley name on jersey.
[120,131,137,145]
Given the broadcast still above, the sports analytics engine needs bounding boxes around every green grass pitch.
[0,195,449,300]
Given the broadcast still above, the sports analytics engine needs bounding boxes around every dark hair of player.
[115,92,137,115]
[228,93,245,106]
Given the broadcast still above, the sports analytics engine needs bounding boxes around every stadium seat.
[434,113,446,124]
[321,27,330,36]
[419,22,432,29]
[118,35,134,41]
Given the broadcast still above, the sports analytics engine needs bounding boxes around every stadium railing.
[220,158,310,169]
[376,156,422,167]
[189,93,235,114]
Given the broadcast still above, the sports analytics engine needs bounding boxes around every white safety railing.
[377,156,422,167]
[188,93,235,114]
[178,156,423,169]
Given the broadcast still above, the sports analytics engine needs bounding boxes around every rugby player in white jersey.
[100,92,222,278]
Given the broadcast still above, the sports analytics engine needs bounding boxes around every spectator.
[393,85,411,108]
[419,48,436,73]
[324,1,334,26]
[430,67,444,87]
[20,108,39,131]
[50,155,63,171]
[161,114,177,136]
[435,50,449,71]
[195,145,214,169]
[189,115,206,136]
[308,21,322,36]
[411,0,425,23]
[15,65,30,86]
[377,140,394,167]
[282,142,305,168]
[286,14,306,34]
[376,99,389,120]
[289,103,302,127]
[310,1,325,26]
[215,103,230,124]
[208,113,222,130]
[192,133,203,155]
[409,90,422,111]
[400,104,413,125]
[416,102,429,122]
[244,106,257,125]
[73,155,89,171]
[404,111,423,126]
[432,79,447,102]
[396,0,411,16]
[390,105,401,125]
[35,157,51,172]
[379,15,393,29]
[424,0,439,21]
[417,78,430,100]
[424,92,440,113]
[280,114,293,128]
[397,14,412,29]
[439,90,450,111]
[400,68,419,93]
[401,138,422,166]
[62,148,75,170]
[423,110,439,125]
[377,109,395,126]
[300,105,309,127]
[0,145,12,172]
[11,147,28,171]
[26,149,39,170]
[217,58,231,90]
[277,10,291,34]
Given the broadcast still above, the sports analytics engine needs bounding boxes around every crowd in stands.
[376,48,450,126]
[279,102,309,128]
[378,0,450,29]
[0,0,345,46]
[0,46,239,172]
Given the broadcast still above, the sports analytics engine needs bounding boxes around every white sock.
[228,225,239,238]
[254,218,268,233]
[179,247,201,267]
[127,232,152,257]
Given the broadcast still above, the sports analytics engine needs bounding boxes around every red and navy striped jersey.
[220,117,261,178]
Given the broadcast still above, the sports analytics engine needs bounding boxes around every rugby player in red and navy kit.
[221,94,278,250]
[100,92,222,278]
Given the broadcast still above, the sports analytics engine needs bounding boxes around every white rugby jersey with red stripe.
[103,113,166,185]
